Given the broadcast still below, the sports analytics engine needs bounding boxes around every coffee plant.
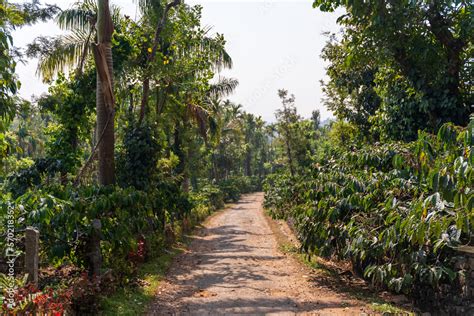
[264,121,473,294]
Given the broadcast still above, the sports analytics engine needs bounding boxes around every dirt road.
[147,193,371,315]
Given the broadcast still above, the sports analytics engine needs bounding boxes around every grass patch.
[99,246,183,315]
[371,302,413,315]
[278,242,331,275]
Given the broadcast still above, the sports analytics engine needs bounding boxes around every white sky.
[13,0,343,122]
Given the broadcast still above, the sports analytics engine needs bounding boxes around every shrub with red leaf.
[127,236,147,264]
[1,284,72,315]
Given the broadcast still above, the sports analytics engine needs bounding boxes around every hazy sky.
[13,0,343,121]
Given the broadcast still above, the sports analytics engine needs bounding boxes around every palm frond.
[208,77,239,98]
[27,30,91,81]
[57,0,121,31]
[56,0,96,31]
[201,36,233,70]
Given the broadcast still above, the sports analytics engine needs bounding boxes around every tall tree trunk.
[173,126,186,187]
[87,0,114,278]
[284,128,295,177]
[61,127,79,185]
[156,86,168,116]
[95,0,115,185]
[245,149,252,177]
[128,85,134,113]
[184,145,194,193]
[286,141,294,177]
[191,174,198,191]
[210,151,217,181]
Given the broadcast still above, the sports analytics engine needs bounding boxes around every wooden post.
[89,219,102,278]
[25,227,39,286]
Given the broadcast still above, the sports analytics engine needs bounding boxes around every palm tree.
[207,100,244,180]
[175,75,238,191]
[27,0,119,185]
[78,0,116,279]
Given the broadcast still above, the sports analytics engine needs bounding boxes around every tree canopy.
[316,0,473,140]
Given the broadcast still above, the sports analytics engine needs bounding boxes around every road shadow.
[147,193,367,315]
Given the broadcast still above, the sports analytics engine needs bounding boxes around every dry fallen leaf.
[194,289,217,298]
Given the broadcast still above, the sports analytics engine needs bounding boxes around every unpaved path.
[147,193,371,315]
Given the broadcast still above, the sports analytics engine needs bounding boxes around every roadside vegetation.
[0,0,471,314]
[264,0,472,313]
[0,0,271,314]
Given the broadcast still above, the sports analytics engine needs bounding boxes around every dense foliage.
[265,120,473,295]
[0,0,269,314]
[262,1,472,310]
[0,0,472,314]
[317,0,473,141]
[1,0,59,166]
